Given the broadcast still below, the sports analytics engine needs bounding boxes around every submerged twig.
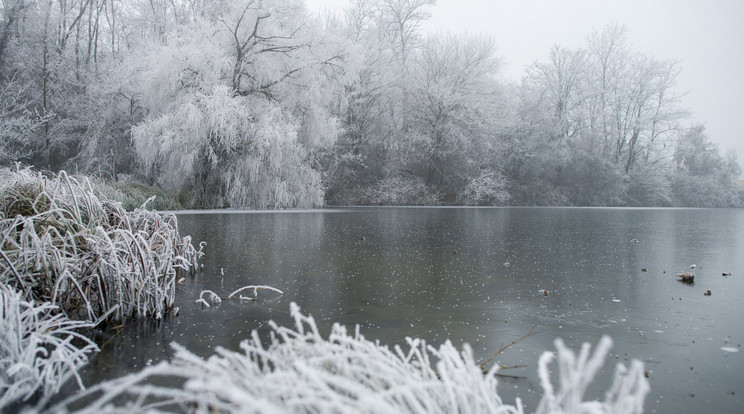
[197,290,222,308]
[499,364,528,370]
[478,326,538,372]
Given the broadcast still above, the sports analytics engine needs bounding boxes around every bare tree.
[524,45,586,142]
[380,0,434,64]
[408,33,505,195]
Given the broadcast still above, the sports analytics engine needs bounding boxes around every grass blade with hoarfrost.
[0,284,98,410]
[49,303,649,414]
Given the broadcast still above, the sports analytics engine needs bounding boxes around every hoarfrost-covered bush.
[0,284,98,410]
[361,176,441,206]
[457,170,511,205]
[49,303,649,414]
[0,166,203,322]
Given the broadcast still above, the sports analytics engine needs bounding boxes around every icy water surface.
[80,207,744,413]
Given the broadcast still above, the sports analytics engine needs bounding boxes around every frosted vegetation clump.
[0,166,203,322]
[0,284,98,410]
[359,175,442,206]
[457,170,511,206]
[0,166,204,408]
[48,303,649,414]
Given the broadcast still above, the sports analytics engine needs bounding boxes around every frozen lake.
[80,207,744,413]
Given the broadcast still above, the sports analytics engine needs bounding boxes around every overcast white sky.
[306,0,744,173]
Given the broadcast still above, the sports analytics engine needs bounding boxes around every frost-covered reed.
[1,166,203,408]
[0,166,203,322]
[47,303,649,414]
[537,336,649,414]
[0,284,98,410]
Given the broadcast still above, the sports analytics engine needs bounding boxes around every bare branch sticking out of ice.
[47,303,650,414]
[195,286,283,307]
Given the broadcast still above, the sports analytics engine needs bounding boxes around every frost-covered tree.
[0,0,126,170]
[380,0,435,65]
[524,45,586,144]
[407,33,509,201]
[328,1,511,205]
[509,23,689,206]
[324,0,422,204]
[131,0,346,208]
[671,125,743,207]
[0,76,50,165]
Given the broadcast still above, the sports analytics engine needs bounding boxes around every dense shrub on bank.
[96,179,183,212]
[356,176,441,206]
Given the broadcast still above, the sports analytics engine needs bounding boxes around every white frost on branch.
[195,290,222,308]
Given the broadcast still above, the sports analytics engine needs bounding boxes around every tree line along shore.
[1,1,741,209]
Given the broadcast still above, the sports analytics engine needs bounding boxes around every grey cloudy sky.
[306,0,744,171]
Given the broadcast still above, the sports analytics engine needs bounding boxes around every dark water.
[80,207,744,413]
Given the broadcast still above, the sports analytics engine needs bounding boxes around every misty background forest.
[1,0,742,209]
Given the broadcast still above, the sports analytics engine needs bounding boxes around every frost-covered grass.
[0,284,98,410]
[47,303,649,414]
[0,166,203,322]
[0,166,203,408]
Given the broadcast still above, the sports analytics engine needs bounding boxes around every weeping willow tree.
[130,0,347,209]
